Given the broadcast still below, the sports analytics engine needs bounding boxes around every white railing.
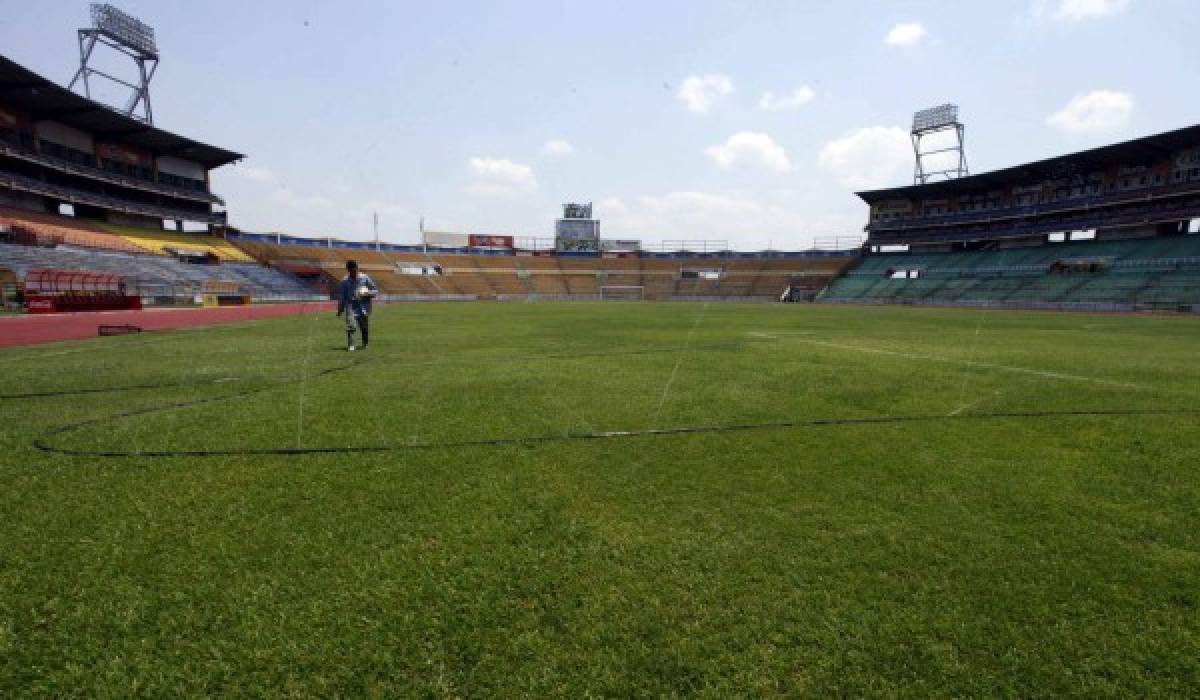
[641,240,731,253]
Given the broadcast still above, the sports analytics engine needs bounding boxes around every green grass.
[2,302,1199,696]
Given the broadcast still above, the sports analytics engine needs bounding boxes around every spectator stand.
[1,222,63,249]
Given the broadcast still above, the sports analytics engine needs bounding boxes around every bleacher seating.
[0,207,146,254]
[0,242,315,301]
[821,235,1200,310]
[230,236,857,301]
[0,207,255,263]
[98,223,256,262]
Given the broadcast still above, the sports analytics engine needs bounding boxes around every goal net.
[600,285,644,301]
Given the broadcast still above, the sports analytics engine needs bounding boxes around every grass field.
[2,301,1199,696]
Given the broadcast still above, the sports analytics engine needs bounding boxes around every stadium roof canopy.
[857,123,1200,204]
[0,54,243,169]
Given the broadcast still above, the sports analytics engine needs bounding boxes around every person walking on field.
[336,260,378,351]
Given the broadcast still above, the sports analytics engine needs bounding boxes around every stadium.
[2,4,1199,696]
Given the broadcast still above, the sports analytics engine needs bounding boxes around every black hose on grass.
[16,339,1196,459]
[33,404,1200,459]
[3,378,259,400]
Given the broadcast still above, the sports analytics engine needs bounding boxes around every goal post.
[600,285,644,301]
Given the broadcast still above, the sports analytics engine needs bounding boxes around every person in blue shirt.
[336,260,378,351]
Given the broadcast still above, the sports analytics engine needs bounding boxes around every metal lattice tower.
[911,103,968,185]
[68,4,159,124]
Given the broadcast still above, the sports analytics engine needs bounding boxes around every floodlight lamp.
[912,103,959,132]
[91,3,157,57]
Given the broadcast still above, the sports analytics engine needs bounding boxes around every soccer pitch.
[2,302,1199,696]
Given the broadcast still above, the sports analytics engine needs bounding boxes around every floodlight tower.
[68,4,159,124]
[911,103,968,185]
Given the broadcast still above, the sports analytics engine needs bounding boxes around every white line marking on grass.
[794,337,1155,392]
[951,308,990,414]
[747,330,814,339]
[947,389,1006,417]
[294,308,320,449]
[655,303,709,419]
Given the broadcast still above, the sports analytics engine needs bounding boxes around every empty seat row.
[823,234,1200,308]
[0,242,315,299]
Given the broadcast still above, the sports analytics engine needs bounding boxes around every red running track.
[0,302,335,348]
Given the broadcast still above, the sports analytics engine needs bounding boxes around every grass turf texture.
[2,302,1199,696]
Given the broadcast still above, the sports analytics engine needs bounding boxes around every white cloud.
[817,126,912,189]
[269,188,332,211]
[1046,90,1134,134]
[1033,0,1129,22]
[229,165,276,183]
[466,157,537,196]
[597,196,628,216]
[759,86,816,112]
[704,132,792,173]
[676,73,734,113]
[542,139,574,157]
[598,190,857,250]
[224,164,333,212]
[334,200,417,240]
[220,163,333,216]
[885,22,927,47]
[637,192,775,223]
[211,158,424,239]
[469,157,536,185]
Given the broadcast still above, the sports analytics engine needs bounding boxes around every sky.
[1,0,1197,250]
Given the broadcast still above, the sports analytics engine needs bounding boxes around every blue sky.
[2,0,1196,249]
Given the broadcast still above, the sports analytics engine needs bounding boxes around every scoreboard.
[555,202,600,252]
[555,218,600,251]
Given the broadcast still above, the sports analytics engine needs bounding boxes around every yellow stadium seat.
[97,223,256,262]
